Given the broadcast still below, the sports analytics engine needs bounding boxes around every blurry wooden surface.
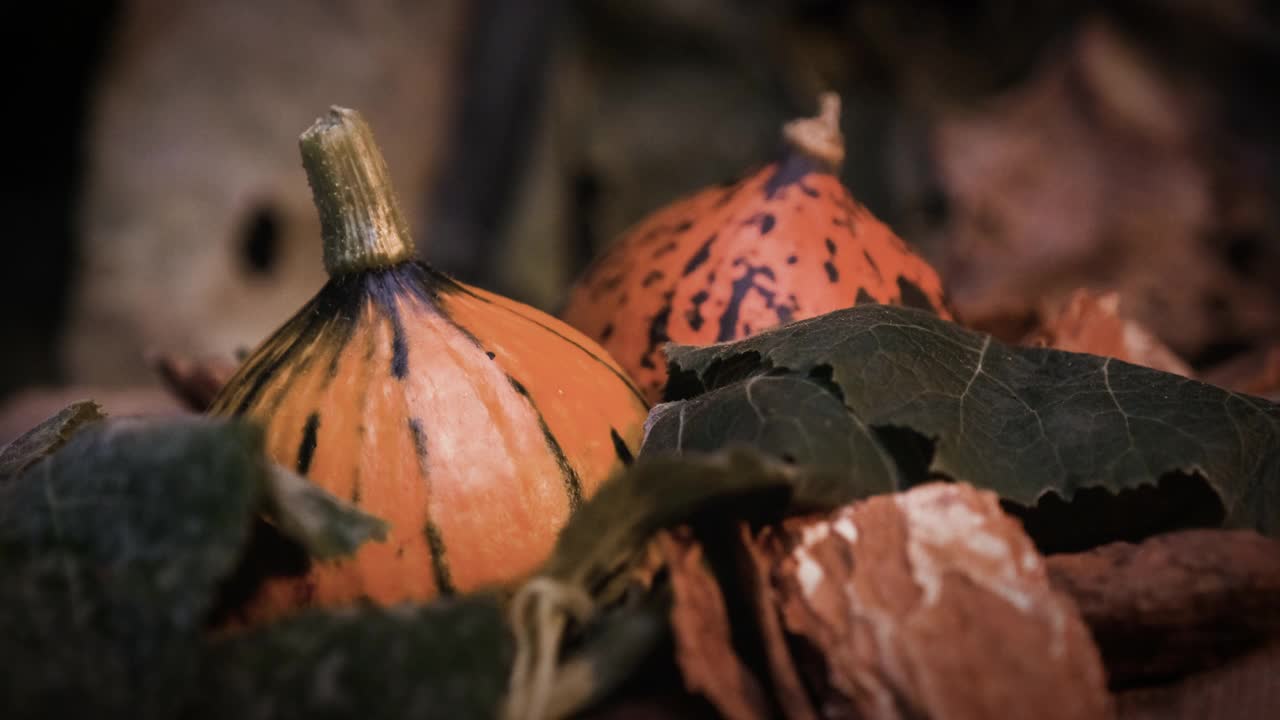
[63,0,465,385]
[0,386,186,447]
[41,0,1280,392]
[1116,641,1280,720]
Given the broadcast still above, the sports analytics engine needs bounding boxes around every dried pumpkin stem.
[781,92,845,172]
[300,106,415,274]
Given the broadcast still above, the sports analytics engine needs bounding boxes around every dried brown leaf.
[1115,640,1280,720]
[736,522,817,720]
[1022,289,1193,377]
[762,482,1113,720]
[1200,344,1280,401]
[1047,529,1280,685]
[657,527,771,720]
[149,351,239,413]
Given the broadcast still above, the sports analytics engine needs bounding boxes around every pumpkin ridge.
[508,375,584,512]
[407,414,455,597]
[340,315,381,510]
[369,277,411,379]
[423,520,455,596]
[217,304,320,416]
[254,289,371,418]
[217,270,376,416]
[455,282,648,404]
[374,262,499,356]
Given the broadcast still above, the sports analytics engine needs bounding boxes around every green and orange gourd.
[561,93,952,403]
[208,107,648,622]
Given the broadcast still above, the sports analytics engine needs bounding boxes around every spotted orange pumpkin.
[561,93,951,402]
[208,107,648,622]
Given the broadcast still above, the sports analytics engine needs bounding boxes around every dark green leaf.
[195,598,513,720]
[508,448,856,720]
[650,305,1280,543]
[0,400,105,479]
[645,373,900,486]
[544,447,857,606]
[262,464,388,559]
[0,417,267,719]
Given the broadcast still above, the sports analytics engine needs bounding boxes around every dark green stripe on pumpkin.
[442,273,649,406]
[405,415,453,595]
[218,273,363,416]
[508,376,584,511]
[296,412,321,475]
[224,323,316,417]
[423,521,455,596]
[409,417,428,459]
[367,274,410,379]
[610,427,634,465]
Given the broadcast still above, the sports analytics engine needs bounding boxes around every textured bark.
[759,483,1113,720]
[1115,640,1280,720]
[1047,529,1280,686]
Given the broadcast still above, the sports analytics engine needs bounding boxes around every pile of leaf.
[4,305,1280,719]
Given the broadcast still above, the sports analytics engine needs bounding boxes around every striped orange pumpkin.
[209,107,648,623]
[561,93,952,403]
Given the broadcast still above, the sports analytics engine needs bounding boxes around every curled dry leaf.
[656,527,770,720]
[0,400,104,479]
[149,351,240,413]
[923,15,1280,362]
[0,387,183,447]
[756,482,1112,720]
[1200,343,1280,401]
[737,522,817,720]
[1021,289,1193,378]
[1046,529,1280,686]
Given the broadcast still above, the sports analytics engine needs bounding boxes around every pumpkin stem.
[782,92,845,171]
[300,107,415,274]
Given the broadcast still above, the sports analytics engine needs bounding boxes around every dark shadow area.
[425,0,563,299]
[206,518,311,628]
[239,204,282,278]
[870,423,939,491]
[805,364,845,403]
[1003,470,1226,555]
[0,3,121,400]
[662,350,765,402]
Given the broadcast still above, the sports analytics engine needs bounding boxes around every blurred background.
[4,0,1280,440]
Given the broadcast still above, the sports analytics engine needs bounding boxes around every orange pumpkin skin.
[210,263,647,621]
[561,99,951,403]
[207,107,648,624]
